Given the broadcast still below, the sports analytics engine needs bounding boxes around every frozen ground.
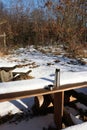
[0,45,87,130]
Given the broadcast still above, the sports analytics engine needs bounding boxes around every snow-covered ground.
[0,45,87,130]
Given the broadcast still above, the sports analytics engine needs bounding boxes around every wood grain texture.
[0,82,87,102]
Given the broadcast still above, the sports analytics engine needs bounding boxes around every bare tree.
[0,0,86,56]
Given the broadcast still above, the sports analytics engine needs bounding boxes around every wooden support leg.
[54,92,64,130]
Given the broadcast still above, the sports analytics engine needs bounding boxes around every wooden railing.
[0,81,87,129]
[0,81,87,102]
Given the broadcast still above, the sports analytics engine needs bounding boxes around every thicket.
[0,0,87,57]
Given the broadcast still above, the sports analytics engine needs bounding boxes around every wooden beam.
[0,65,17,71]
[0,82,87,102]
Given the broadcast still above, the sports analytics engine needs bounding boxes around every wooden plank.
[58,82,87,92]
[0,88,55,102]
[13,70,32,75]
[0,65,17,72]
[54,92,64,129]
[0,82,87,102]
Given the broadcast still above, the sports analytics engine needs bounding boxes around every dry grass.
[0,52,4,57]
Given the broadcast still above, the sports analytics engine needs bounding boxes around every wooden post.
[0,32,7,50]
[3,32,6,48]
[54,91,64,130]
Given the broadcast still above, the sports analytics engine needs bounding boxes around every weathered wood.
[54,92,64,129]
[34,95,44,108]
[12,70,32,75]
[0,65,17,82]
[34,95,53,112]
[0,65,17,72]
[0,82,87,102]
[0,70,13,82]
[12,69,32,80]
